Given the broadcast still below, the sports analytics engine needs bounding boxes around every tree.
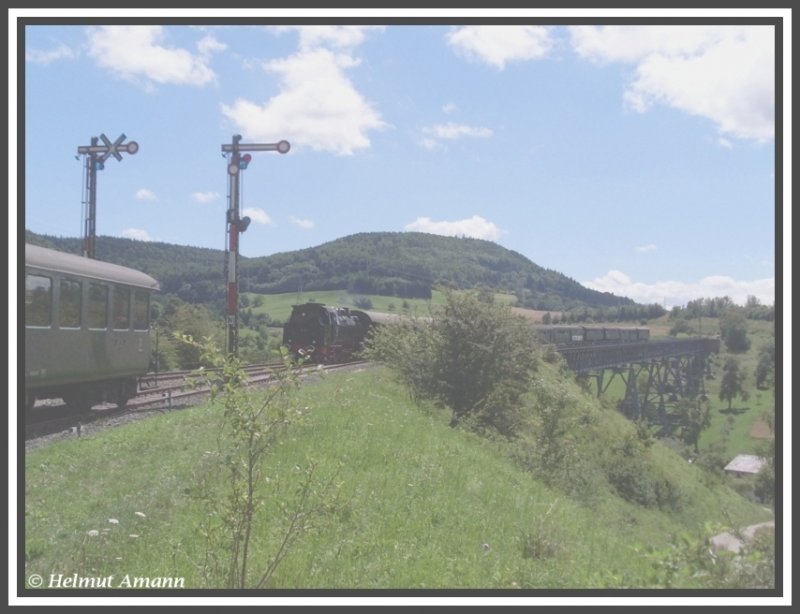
[755,339,776,389]
[719,309,750,353]
[718,357,749,411]
[677,398,711,453]
[158,298,224,369]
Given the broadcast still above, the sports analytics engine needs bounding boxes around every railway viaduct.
[556,338,721,424]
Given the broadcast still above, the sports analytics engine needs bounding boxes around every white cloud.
[242,207,273,225]
[134,188,157,201]
[26,44,75,65]
[289,215,314,229]
[420,122,493,150]
[221,29,386,156]
[121,228,153,241]
[86,26,221,89]
[442,102,457,114]
[273,25,385,52]
[196,33,226,57]
[192,191,219,204]
[404,215,503,241]
[583,269,775,307]
[446,26,554,69]
[635,243,657,253]
[424,122,493,140]
[419,138,440,151]
[569,26,774,142]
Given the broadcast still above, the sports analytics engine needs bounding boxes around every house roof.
[724,454,768,474]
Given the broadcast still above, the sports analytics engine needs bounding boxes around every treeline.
[542,302,667,324]
[669,296,774,322]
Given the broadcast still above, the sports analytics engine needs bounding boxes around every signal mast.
[221,134,290,357]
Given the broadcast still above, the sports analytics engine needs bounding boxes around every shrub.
[365,290,540,439]
[603,432,685,510]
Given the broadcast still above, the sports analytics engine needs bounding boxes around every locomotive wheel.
[63,389,91,412]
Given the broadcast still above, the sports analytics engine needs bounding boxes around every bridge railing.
[556,337,720,373]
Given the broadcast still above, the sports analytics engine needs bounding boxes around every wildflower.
[86,530,99,537]
[108,518,119,525]
[129,534,139,538]
[134,511,146,518]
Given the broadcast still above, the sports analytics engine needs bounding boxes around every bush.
[603,432,685,510]
[365,290,540,439]
[353,296,373,310]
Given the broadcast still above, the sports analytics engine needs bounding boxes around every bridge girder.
[562,339,716,425]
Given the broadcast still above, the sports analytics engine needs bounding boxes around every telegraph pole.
[221,134,290,357]
[77,133,138,258]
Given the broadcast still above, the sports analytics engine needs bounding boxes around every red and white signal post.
[221,134,290,357]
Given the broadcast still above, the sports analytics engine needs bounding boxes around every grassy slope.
[24,366,770,590]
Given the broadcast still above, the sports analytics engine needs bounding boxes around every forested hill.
[240,232,634,311]
[24,230,635,311]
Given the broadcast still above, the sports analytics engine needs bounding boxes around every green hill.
[24,365,773,590]
[25,230,635,312]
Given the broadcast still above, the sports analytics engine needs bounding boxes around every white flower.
[108,518,119,524]
[134,511,146,518]
[129,534,139,538]
[86,530,99,537]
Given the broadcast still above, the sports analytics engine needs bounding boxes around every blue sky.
[15,11,786,308]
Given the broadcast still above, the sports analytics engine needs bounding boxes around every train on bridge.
[532,324,650,346]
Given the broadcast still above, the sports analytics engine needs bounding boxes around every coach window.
[113,286,131,330]
[88,283,109,329]
[59,278,82,328]
[133,291,150,331]
[25,274,52,327]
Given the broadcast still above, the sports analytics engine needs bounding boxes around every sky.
[13,10,788,309]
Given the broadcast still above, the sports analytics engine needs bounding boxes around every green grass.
[24,365,770,591]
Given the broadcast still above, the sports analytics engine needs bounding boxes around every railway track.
[24,360,370,445]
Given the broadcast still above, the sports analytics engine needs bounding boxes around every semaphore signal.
[221,134,290,357]
[76,133,138,259]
